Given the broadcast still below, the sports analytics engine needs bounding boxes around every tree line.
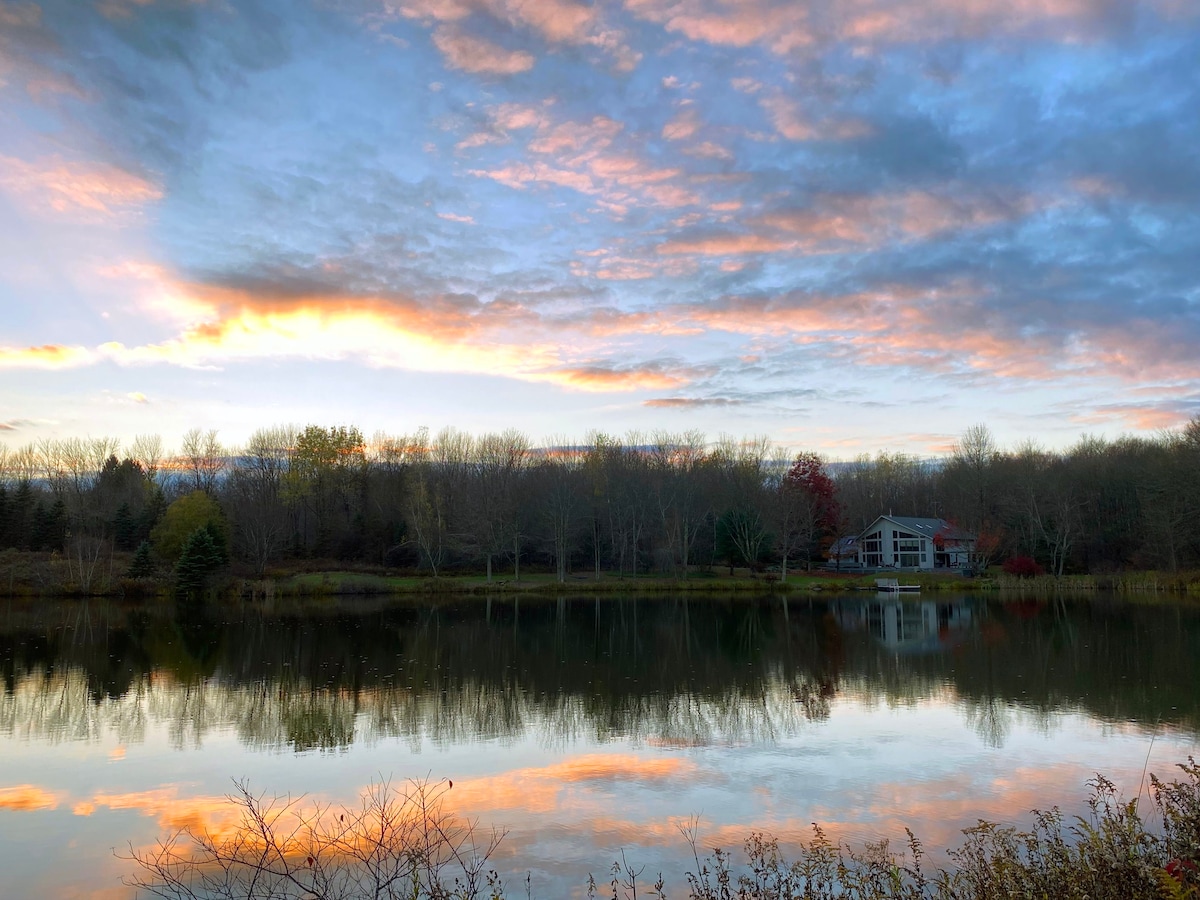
[0,417,1198,586]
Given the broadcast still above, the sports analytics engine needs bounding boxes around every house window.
[898,553,920,567]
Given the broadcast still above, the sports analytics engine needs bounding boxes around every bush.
[124,778,504,899]
[128,761,1200,900]
[1003,555,1046,578]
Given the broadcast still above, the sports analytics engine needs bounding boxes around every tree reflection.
[0,595,1197,753]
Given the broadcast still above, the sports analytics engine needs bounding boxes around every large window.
[862,530,882,566]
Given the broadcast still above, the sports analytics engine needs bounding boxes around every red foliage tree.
[1003,555,1045,578]
[783,452,840,533]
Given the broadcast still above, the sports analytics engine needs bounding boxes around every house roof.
[829,535,859,555]
[865,515,975,541]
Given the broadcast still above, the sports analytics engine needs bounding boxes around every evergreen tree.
[113,503,137,551]
[10,483,32,550]
[128,541,156,579]
[0,485,9,549]
[38,498,67,551]
[174,528,225,593]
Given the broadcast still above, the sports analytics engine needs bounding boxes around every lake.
[1,592,1198,898]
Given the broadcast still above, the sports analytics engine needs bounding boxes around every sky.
[0,0,1198,457]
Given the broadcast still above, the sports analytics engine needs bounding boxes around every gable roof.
[865,515,975,541]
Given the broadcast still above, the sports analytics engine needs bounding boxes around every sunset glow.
[0,0,1197,450]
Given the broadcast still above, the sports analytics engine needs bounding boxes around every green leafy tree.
[151,491,229,564]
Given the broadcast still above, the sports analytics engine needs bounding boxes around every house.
[831,598,973,653]
[834,515,976,571]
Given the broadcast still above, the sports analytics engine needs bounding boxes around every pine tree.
[174,528,225,594]
[113,503,137,551]
[128,541,156,579]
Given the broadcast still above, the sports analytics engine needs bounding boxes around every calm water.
[2,592,1198,899]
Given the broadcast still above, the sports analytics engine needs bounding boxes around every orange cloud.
[0,784,62,811]
[0,343,94,369]
[0,154,162,217]
[535,364,695,392]
[0,265,723,393]
[448,753,700,816]
[431,27,534,74]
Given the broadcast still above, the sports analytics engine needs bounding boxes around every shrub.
[128,761,1200,900]
[1003,555,1046,578]
[124,778,505,900]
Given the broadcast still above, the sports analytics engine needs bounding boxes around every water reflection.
[832,597,974,653]
[2,593,1200,899]
[3,594,1200,752]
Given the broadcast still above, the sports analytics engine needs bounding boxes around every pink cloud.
[760,94,871,142]
[529,115,623,154]
[0,154,162,217]
[625,0,813,53]
[662,107,701,141]
[389,0,637,71]
[625,0,1171,53]
[431,27,534,74]
[683,141,734,161]
[471,111,698,211]
[657,232,797,256]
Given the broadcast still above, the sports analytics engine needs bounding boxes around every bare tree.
[181,428,225,494]
[129,433,165,487]
[124,778,506,900]
[228,426,295,575]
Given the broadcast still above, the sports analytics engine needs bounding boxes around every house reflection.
[832,597,973,653]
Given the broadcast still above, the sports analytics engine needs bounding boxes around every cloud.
[431,27,535,74]
[0,784,61,812]
[662,107,701,141]
[644,397,741,408]
[385,0,637,72]
[0,344,95,369]
[657,233,798,256]
[0,265,719,395]
[469,112,699,212]
[437,211,476,223]
[0,154,162,217]
[758,189,1034,244]
[624,0,1183,54]
[682,141,734,161]
[534,362,702,392]
[0,418,33,431]
[624,0,815,53]
[760,94,871,142]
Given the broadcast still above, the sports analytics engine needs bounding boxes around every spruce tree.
[128,541,156,579]
[174,528,224,594]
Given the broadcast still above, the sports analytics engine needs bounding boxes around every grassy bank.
[4,546,1200,599]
